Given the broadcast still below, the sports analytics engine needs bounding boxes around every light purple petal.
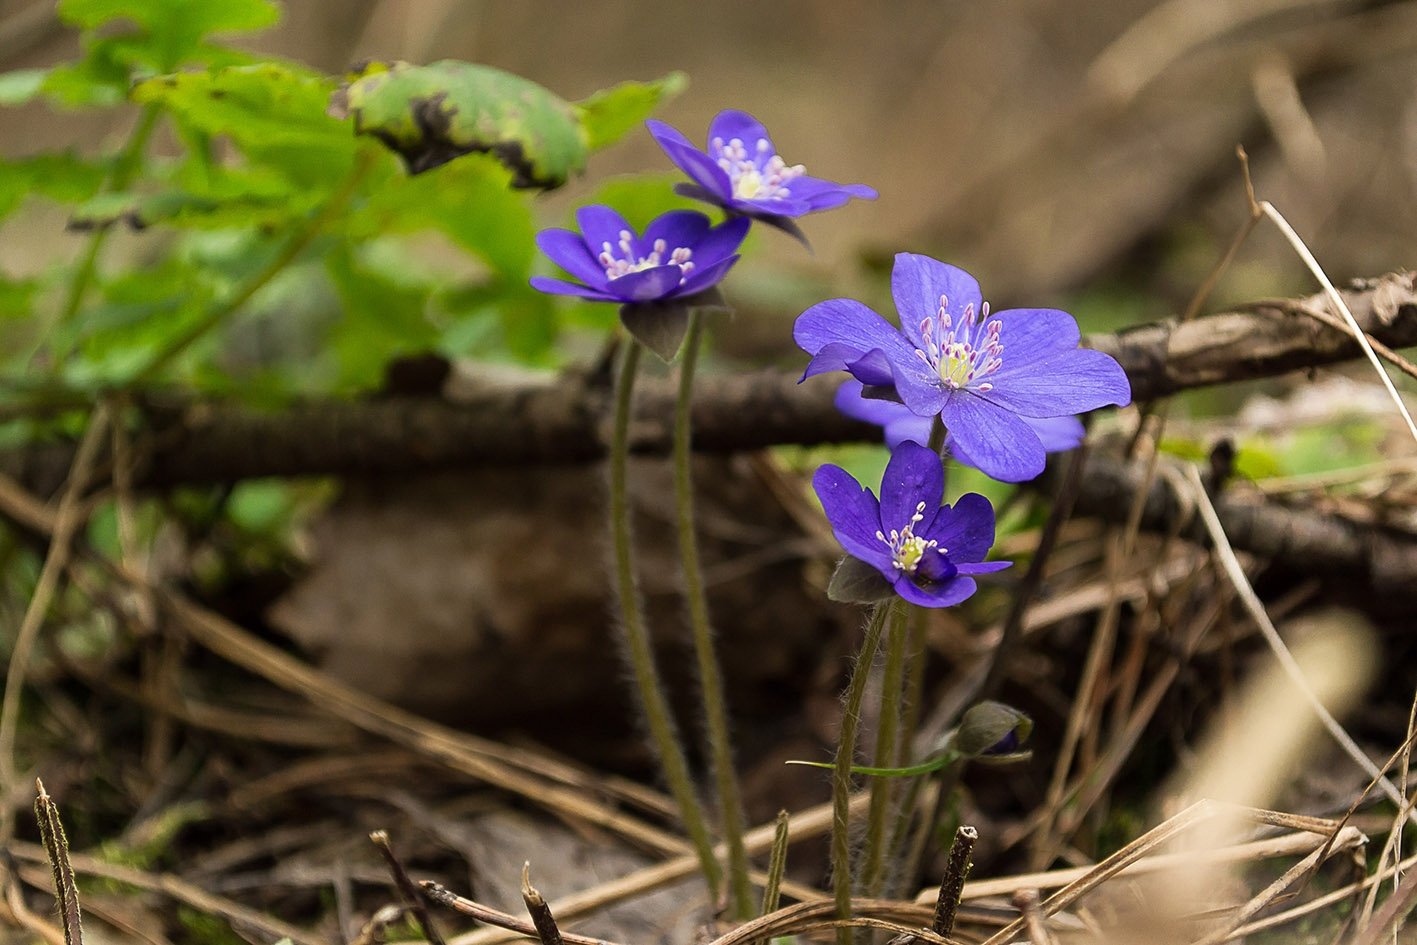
[982,348,1132,417]
[884,415,931,449]
[835,379,901,426]
[954,560,1012,575]
[940,393,1047,482]
[793,299,945,414]
[893,573,978,608]
[707,109,775,156]
[674,254,739,297]
[655,136,733,202]
[641,210,711,257]
[645,119,697,153]
[575,206,635,257]
[923,492,996,564]
[535,228,607,288]
[609,265,685,302]
[728,195,814,218]
[891,254,983,352]
[812,464,892,572]
[879,441,944,538]
[987,308,1081,370]
[1029,415,1085,452]
[529,275,616,301]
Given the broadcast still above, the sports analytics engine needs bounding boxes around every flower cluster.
[529,106,1132,610]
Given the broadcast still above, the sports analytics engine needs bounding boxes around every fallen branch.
[2,272,1415,493]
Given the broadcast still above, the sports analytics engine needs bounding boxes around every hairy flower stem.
[859,603,908,896]
[832,599,896,945]
[674,310,753,918]
[609,339,723,904]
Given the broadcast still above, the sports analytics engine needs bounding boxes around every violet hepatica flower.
[795,253,1131,483]
[813,441,1010,608]
[646,110,876,221]
[834,379,1085,471]
[531,205,749,304]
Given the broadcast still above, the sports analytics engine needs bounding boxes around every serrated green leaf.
[576,71,686,151]
[332,60,587,186]
[57,0,279,71]
[134,64,356,187]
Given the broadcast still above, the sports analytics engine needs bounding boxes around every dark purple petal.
[685,216,751,267]
[891,253,983,351]
[641,210,711,256]
[812,464,892,572]
[529,275,617,301]
[954,560,1012,575]
[535,228,608,288]
[609,265,686,302]
[893,573,978,608]
[793,299,945,414]
[575,205,635,256]
[845,349,899,387]
[923,492,997,564]
[674,254,740,297]
[915,548,958,582]
[987,308,1081,368]
[707,109,774,155]
[879,441,944,538]
[940,393,1047,482]
[982,348,1132,417]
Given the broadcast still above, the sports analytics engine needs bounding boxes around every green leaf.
[584,173,703,233]
[0,153,110,220]
[826,555,895,604]
[784,753,958,778]
[576,72,687,151]
[134,64,356,187]
[324,243,437,391]
[57,0,280,71]
[0,68,48,106]
[68,185,312,232]
[331,60,587,186]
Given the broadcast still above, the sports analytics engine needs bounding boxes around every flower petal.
[674,254,740,297]
[655,136,734,203]
[940,393,1047,482]
[529,275,616,301]
[879,441,945,538]
[707,109,774,156]
[535,228,608,288]
[812,464,892,572]
[982,347,1132,417]
[955,560,1012,575]
[793,299,945,413]
[686,216,751,267]
[915,548,958,582]
[987,308,1082,367]
[891,254,983,352]
[893,573,978,608]
[641,210,711,256]
[788,176,879,211]
[645,118,696,153]
[834,379,901,426]
[575,206,636,257]
[923,492,997,564]
[609,265,686,302]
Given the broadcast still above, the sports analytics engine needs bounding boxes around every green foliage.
[0,0,686,403]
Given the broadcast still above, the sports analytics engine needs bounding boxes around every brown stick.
[3,272,1416,494]
[519,864,563,945]
[370,831,446,945]
[421,882,615,945]
[33,780,82,945]
[930,826,977,939]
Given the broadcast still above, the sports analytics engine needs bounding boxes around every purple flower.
[813,441,1011,608]
[834,379,1086,470]
[795,254,1131,483]
[531,206,749,304]
[646,110,877,221]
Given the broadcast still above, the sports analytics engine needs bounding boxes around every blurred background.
[5,0,1417,328]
